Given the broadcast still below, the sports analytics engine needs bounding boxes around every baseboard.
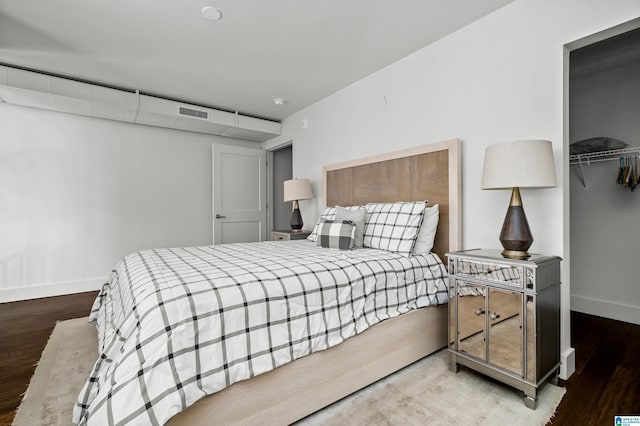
[571,294,640,326]
[0,278,105,303]
[559,348,575,380]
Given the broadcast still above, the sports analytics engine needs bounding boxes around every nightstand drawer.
[271,231,310,241]
[272,232,289,241]
[455,258,524,288]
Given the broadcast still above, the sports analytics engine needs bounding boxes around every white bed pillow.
[412,204,439,254]
[363,200,427,257]
[335,206,366,248]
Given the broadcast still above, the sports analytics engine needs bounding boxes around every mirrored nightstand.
[447,248,561,409]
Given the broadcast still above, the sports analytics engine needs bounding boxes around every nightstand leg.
[524,394,537,410]
[448,352,460,373]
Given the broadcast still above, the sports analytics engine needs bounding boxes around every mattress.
[73,240,448,425]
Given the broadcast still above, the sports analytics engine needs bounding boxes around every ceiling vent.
[0,65,281,142]
[178,105,209,120]
[136,95,239,136]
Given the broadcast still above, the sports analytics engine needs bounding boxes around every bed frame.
[170,138,461,425]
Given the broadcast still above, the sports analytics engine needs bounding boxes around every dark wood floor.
[549,311,640,425]
[0,295,638,425]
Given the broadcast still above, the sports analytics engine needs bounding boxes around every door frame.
[561,16,640,379]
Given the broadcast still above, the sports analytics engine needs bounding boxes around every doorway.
[271,145,293,232]
[567,25,640,326]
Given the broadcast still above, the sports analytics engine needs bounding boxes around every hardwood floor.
[0,295,638,425]
[0,291,98,426]
[549,311,640,425]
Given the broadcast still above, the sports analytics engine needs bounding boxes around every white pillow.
[335,206,366,248]
[412,204,439,254]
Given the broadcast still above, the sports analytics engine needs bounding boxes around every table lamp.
[283,178,313,232]
[481,140,557,259]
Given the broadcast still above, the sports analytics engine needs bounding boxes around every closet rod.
[569,146,640,165]
[570,146,640,188]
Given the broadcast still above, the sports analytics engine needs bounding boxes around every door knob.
[215,214,226,219]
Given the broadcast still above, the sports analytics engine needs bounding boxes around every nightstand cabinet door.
[454,282,487,362]
[487,287,524,376]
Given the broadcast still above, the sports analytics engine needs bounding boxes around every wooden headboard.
[323,139,461,261]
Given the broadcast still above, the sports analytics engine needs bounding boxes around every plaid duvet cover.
[73,240,448,425]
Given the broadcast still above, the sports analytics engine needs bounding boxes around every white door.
[212,144,267,244]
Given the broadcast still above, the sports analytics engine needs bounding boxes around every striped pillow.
[316,220,356,250]
[363,201,427,257]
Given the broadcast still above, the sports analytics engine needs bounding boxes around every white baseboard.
[571,294,640,326]
[0,278,105,303]
[559,348,575,380]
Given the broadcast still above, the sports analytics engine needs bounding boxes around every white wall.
[265,0,640,378]
[570,58,640,325]
[0,103,256,302]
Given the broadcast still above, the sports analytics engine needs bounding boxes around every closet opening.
[269,144,293,234]
[568,25,640,326]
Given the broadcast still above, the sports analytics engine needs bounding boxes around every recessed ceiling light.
[201,6,222,21]
[273,98,286,106]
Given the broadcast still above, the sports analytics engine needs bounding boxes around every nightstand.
[271,230,311,241]
[446,249,561,409]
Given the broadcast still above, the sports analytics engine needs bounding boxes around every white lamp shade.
[481,140,557,189]
[283,178,313,202]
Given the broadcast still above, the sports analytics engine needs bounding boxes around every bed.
[74,139,461,425]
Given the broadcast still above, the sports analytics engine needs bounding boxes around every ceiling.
[0,0,513,122]
[571,27,640,79]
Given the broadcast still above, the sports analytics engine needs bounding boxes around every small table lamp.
[283,178,313,232]
[481,140,557,259]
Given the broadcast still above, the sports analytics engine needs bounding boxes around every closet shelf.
[569,146,640,165]
[570,146,640,188]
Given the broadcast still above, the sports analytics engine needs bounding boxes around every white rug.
[14,318,565,426]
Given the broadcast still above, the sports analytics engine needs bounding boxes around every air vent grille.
[178,106,209,120]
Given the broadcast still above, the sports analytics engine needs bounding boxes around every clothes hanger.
[617,157,625,184]
[631,155,638,192]
[624,156,632,187]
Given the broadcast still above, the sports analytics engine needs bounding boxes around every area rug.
[14,317,565,426]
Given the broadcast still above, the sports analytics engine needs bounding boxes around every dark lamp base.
[290,201,303,232]
[499,188,533,260]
